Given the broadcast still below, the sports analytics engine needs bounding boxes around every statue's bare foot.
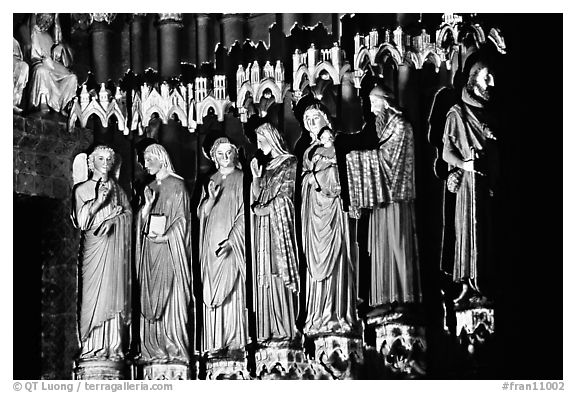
[453,283,470,305]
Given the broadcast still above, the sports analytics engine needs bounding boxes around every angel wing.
[112,153,122,181]
[72,153,88,185]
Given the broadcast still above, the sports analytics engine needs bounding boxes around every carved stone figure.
[198,138,248,355]
[442,54,499,305]
[137,144,192,365]
[250,123,300,343]
[366,86,421,308]
[71,146,132,362]
[301,125,360,335]
[29,13,77,113]
[13,38,29,113]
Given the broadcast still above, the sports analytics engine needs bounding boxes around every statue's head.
[210,137,240,170]
[466,60,495,104]
[369,85,396,116]
[36,13,55,32]
[143,144,175,177]
[88,146,115,175]
[303,104,332,139]
[255,123,289,157]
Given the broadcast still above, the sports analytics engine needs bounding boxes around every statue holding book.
[137,144,193,365]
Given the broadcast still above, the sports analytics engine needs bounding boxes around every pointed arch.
[254,78,283,103]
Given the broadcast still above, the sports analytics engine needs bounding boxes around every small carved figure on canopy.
[198,137,248,355]
[29,13,77,114]
[71,146,132,361]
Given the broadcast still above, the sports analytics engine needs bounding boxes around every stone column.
[221,13,245,47]
[157,13,183,79]
[282,13,304,35]
[90,14,116,84]
[196,14,212,64]
[129,13,146,75]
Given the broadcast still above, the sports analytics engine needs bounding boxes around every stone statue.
[366,86,421,309]
[137,144,192,364]
[198,138,248,355]
[13,38,29,113]
[250,122,300,343]
[29,13,77,114]
[442,53,499,305]
[71,146,132,361]
[301,125,360,335]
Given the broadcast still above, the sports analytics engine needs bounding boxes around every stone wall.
[13,114,93,379]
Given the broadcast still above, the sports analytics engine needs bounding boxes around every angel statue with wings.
[71,146,132,362]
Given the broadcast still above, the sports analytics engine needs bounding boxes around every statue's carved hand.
[144,186,157,207]
[95,221,113,237]
[215,239,232,257]
[96,182,109,205]
[250,158,262,178]
[147,233,168,243]
[208,180,221,201]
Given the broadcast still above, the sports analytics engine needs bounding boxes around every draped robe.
[29,24,77,112]
[252,155,300,342]
[72,178,132,360]
[198,170,248,353]
[13,38,28,108]
[137,175,192,363]
[368,111,422,306]
[301,145,359,335]
[443,89,499,291]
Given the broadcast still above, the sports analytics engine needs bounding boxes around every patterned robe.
[252,155,300,342]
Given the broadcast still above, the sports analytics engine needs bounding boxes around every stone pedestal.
[369,312,427,378]
[205,350,249,380]
[456,306,495,371]
[142,362,191,380]
[74,359,126,380]
[255,341,308,379]
[310,335,364,380]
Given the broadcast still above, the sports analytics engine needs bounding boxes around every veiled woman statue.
[71,146,132,361]
[250,123,300,343]
[29,13,77,113]
[137,144,192,364]
[198,138,248,354]
[301,126,360,335]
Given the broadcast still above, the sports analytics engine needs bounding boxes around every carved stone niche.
[369,313,427,378]
[310,335,364,380]
[74,359,126,380]
[205,349,249,380]
[142,362,191,380]
[255,341,308,380]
